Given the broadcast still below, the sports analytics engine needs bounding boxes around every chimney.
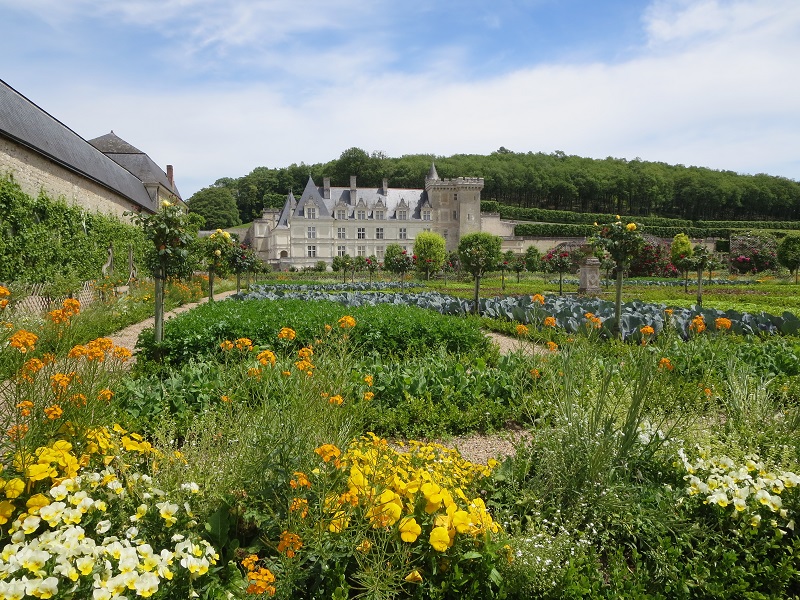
[323,177,330,199]
[350,176,357,200]
[166,165,174,187]
[382,178,388,194]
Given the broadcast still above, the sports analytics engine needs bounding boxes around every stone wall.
[0,137,142,219]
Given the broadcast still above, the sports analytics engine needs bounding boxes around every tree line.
[195,147,800,227]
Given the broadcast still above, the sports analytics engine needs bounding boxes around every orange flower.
[97,388,114,402]
[247,367,262,379]
[7,424,28,441]
[289,472,311,489]
[44,405,63,420]
[278,327,297,340]
[314,444,342,463]
[290,498,308,518]
[515,324,529,336]
[16,400,34,417]
[235,337,253,351]
[257,350,276,366]
[364,375,373,386]
[543,316,557,328]
[338,315,356,329]
[219,340,234,351]
[689,315,706,334]
[530,369,540,379]
[9,330,37,353]
[531,294,545,304]
[658,357,674,371]
[298,346,314,360]
[363,391,375,401]
[221,395,232,403]
[277,531,303,558]
[640,325,654,336]
[715,317,732,331]
[546,341,558,352]
[328,395,344,405]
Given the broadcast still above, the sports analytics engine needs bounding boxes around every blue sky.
[1,0,798,199]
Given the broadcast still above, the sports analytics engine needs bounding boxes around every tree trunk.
[615,268,624,339]
[154,264,165,343]
[558,272,564,296]
[473,275,481,315]
[696,268,704,306]
[209,270,215,301]
[501,270,505,291]
[236,272,241,295]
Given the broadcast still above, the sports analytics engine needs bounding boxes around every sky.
[1,0,798,199]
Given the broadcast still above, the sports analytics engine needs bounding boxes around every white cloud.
[3,0,798,198]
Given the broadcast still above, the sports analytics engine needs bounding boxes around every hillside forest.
[202,147,800,224]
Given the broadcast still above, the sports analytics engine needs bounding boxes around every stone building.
[251,164,484,269]
[0,79,181,218]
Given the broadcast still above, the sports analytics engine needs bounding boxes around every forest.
[206,147,800,224]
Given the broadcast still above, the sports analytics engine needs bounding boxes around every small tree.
[541,249,573,296]
[413,232,447,280]
[458,232,502,315]
[203,229,236,300]
[511,253,526,283]
[127,201,195,343]
[591,219,644,337]
[778,233,800,284]
[671,233,694,292]
[332,255,353,283]
[524,246,542,273]
[365,255,379,285]
[384,244,414,290]
[691,244,711,306]
[229,243,259,294]
[353,255,367,282]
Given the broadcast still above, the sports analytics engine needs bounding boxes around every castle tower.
[424,162,484,252]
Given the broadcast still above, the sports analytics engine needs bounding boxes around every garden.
[1,198,799,598]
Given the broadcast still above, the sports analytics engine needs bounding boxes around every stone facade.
[0,137,144,219]
[252,165,484,269]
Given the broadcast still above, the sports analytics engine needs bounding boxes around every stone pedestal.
[578,256,602,296]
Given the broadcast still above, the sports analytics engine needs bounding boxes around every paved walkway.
[108,290,239,352]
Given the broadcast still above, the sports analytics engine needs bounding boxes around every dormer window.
[337,209,346,220]
[398,210,407,220]
[357,210,366,220]
[422,210,431,221]
[306,206,317,219]
[374,210,384,220]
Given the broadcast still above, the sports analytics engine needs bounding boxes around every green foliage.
[458,233,502,279]
[413,232,447,279]
[778,233,800,282]
[671,233,694,273]
[0,177,147,285]
[731,231,779,273]
[128,200,197,279]
[134,298,491,367]
[187,185,242,229]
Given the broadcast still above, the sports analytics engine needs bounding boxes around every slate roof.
[276,176,428,227]
[89,131,182,200]
[0,79,158,212]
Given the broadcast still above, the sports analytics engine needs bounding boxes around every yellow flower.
[543,316,557,328]
[356,539,372,553]
[0,500,15,524]
[257,350,276,365]
[221,395,232,403]
[626,222,637,231]
[515,324,529,336]
[405,570,423,583]
[398,516,422,542]
[546,341,558,352]
[235,337,253,351]
[5,478,25,499]
[690,315,706,334]
[44,404,63,420]
[97,388,114,402]
[429,526,451,552]
[363,391,375,401]
[278,327,297,340]
[219,340,234,351]
[315,444,341,463]
[531,293,545,304]
[364,374,374,386]
[277,531,303,558]
[338,315,356,329]
[328,394,344,405]
[715,317,732,331]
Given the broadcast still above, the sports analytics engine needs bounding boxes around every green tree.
[458,233,502,314]
[671,233,694,292]
[202,229,236,300]
[511,253,526,283]
[524,246,542,273]
[332,254,353,283]
[413,232,446,280]
[365,255,379,285]
[229,243,259,294]
[128,201,195,343]
[384,244,415,290]
[778,233,800,284]
[692,244,711,306]
[187,187,241,230]
[541,249,573,296]
[591,219,644,337]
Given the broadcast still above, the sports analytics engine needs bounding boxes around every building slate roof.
[89,132,182,200]
[278,176,428,226]
[0,79,159,212]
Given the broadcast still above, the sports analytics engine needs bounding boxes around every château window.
[376,247,384,259]
[307,245,316,257]
[307,226,316,239]
[357,245,366,257]
[454,193,458,202]
[337,209,346,220]
[374,210,384,220]
[337,227,346,239]
[337,245,346,257]
[398,210,407,220]
[453,210,457,220]
[357,227,366,240]
[357,210,366,220]
[306,207,316,219]
[399,228,407,240]
[422,210,431,221]
[375,227,384,240]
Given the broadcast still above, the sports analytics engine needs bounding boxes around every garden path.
[108,290,239,356]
